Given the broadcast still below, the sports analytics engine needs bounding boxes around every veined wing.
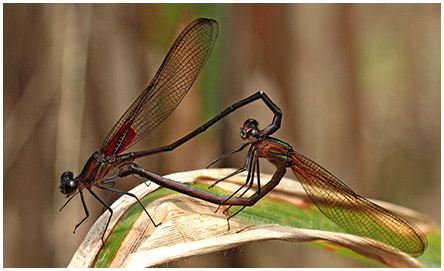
[289,151,427,257]
[100,18,218,155]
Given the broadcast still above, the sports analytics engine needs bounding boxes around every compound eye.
[65,180,77,195]
[61,171,73,180]
[59,171,77,196]
[250,128,259,138]
[244,118,258,127]
[240,119,261,142]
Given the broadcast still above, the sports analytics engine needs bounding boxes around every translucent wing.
[289,151,427,257]
[100,18,218,155]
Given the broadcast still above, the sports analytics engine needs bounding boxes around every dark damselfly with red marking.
[59,18,219,241]
[59,18,281,244]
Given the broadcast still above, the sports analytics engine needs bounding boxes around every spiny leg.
[87,189,113,244]
[100,175,151,215]
[72,190,89,234]
[217,150,256,214]
[102,173,151,190]
[209,145,254,189]
[101,174,118,186]
[256,157,261,192]
[98,186,159,227]
[100,175,118,213]
[206,142,250,169]
[223,158,262,229]
[222,154,257,215]
[222,150,256,206]
[238,157,260,198]
[226,166,287,230]
[227,157,261,212]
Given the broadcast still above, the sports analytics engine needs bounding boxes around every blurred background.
[4,3,440,267]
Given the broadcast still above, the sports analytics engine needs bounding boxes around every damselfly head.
[59,171,78,197]
[241,118,260,142]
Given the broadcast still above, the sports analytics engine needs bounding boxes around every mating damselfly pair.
[59,18,427,258]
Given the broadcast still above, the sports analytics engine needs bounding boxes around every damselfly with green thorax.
[128,94,427,257]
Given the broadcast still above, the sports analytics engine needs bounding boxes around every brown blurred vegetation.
[4,3,440,267]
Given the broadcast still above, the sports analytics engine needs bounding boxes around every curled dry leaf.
[68,168,432,268]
